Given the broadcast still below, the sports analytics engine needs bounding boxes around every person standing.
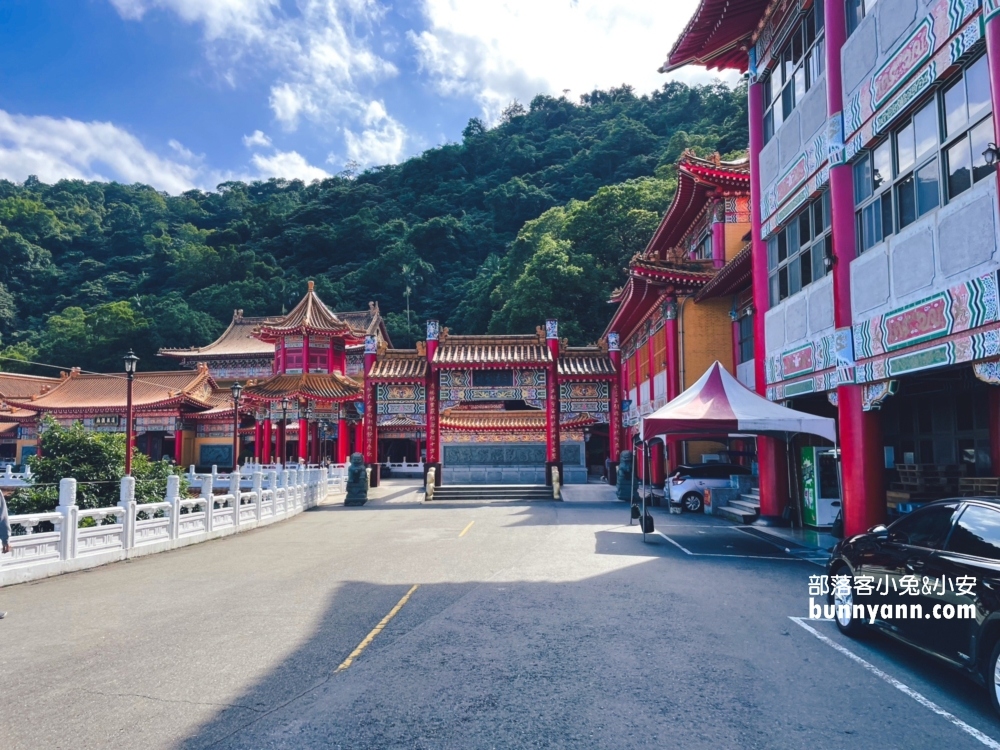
[0,489,9,619]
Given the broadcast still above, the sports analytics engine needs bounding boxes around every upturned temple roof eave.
[241,372,364,404]
[661,0,771,73]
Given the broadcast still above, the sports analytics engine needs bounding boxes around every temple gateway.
[0,282,618,487]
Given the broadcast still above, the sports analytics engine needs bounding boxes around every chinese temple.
[0,281,619,486]
[605,150,754,484]
[369,324,618,485]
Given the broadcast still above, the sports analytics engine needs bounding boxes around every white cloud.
[344,102,407,165]
[242,129,272,148]
[111,0,400,143]
[0,110,203,193]
[0,109,331,193]
[250,149,330,181]
[410,0,737,122]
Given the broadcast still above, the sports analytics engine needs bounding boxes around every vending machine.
[801,447,842,528]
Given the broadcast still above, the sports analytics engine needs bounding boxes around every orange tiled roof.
[242,372,363,403]
[159,311,273,359]
[369,351,428,380]
[558,352,616,378]
[4,368,216,413]
[256,281,359,339]
[440,408,597,431]
[0,372,60,400]
[434,335,552,366]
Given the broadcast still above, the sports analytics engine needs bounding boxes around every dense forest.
[0,81,747,375]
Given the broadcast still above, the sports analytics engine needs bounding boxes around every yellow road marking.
[335,584,419,673]
[458,521,475,537]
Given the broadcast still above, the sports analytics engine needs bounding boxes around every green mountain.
[0,81,747,375]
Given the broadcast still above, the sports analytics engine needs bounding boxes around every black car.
[827,498,1000,715]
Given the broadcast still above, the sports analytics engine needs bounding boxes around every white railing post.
[119,475,136,550]
[166,474,181,540]
[202,475,214,533]
[188,465,196,483]
[58,478,78,560]
[252,471,263,521]
[231,464,242,530]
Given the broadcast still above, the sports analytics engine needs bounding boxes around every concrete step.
[730,498,760,514]
[740,493,761,506]
[431,485,554,502]
[718,504,757,524]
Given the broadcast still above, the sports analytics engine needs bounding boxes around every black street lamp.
[123,350,139,476]
[231,381,243,471]
[280,396,290,467]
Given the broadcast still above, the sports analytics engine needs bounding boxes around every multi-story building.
[666,0,1000,534]
[604,150,754,483]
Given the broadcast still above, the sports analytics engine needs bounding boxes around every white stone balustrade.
[1,464,343,587]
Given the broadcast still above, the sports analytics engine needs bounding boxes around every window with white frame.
[763,0,825,145]
[691,233,712,261]
[846,0,877,36]
[768,191,831,306]
[738,312,754,364]
[852,54,994,253]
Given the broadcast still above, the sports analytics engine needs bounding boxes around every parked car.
[827,498,1000,716]
[668,463,752,512]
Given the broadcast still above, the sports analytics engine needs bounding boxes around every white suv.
[668,463,752,512]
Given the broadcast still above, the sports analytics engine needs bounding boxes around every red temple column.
[254,419,262,462]
[650,440,665,488]
[279,338,286,374]
[987,6,1000,214]
[711,197,726,269]
[748,78,790,524]
[262,418,272,463]
[174,427,184,464]
[353,421,364,459]
[990,389,1000,475]
[425,320,441,485]
[664,296,682,471]
[363,334,379,486]
[328,339,335,374]
[275,421,285,464]
[302,334,311,375]
[337,411,348,464]
[297,414,308,462]
[607,333,622,481]
[545,319,561,485]
[825,0,884,535]
[731,308,741,375]
[986,3,1000,477]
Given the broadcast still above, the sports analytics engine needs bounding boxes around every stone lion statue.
[616,450,638,502]
[344,452,368,506]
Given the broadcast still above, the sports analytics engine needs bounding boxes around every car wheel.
[681,492,703,513]
[986,639,1000,718]
[832,567,864,637]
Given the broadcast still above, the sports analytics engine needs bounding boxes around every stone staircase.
[429,485,555,502]
[717,486,761,524]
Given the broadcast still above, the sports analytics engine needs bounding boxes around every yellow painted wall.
[724,222,750,262]
[680,296,734,388]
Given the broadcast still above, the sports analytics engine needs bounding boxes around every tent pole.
[642,439,648,542]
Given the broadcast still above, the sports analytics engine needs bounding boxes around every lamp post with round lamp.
[230,382,243,471]
[123,350,139,476]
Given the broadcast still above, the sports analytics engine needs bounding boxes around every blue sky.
[0,0,726,194]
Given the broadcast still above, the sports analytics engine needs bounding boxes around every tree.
[8,417,181,514]
[0,81,747,364]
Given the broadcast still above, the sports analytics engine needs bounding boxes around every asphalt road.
[3,482,1000,749]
